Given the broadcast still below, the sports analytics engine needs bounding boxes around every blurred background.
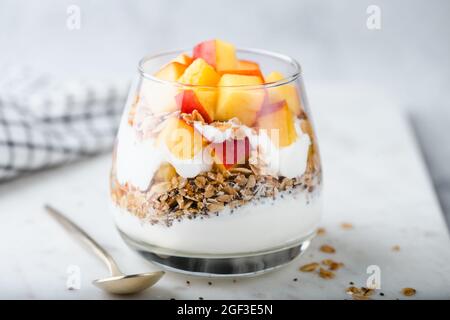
[1,0,449,224]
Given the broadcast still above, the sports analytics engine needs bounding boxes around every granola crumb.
[316,227,326,236]
[346,286,374,300]
[361,287,375,296]
[319,244,336,254]
[402,287,416,297]
[318,268,335,279]
[346,286,360,295]
[341,222,353,229]
[299,262,319,272]
[392,245,401,252]
[321,259,344,270]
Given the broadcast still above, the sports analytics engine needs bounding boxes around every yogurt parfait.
[110,39,322,276]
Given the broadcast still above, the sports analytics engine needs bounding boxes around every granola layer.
[111,157,321,227]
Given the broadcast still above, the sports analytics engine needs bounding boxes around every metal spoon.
[45,204,164,295]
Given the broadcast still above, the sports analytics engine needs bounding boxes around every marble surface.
[1,85,449,299]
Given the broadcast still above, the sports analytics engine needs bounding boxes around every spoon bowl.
[93,271,165,295]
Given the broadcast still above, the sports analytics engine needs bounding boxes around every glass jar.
[110,48,322,276]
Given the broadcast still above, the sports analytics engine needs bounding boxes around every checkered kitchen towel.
[0,66,128,181]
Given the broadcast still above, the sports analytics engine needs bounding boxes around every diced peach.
[178,58,220,86]
[175,90,213,123]
[257,100,297,147]
[154,62,187,81]
[177,58,219,121]
[238,60,259,70]
[265,71,303,116]
[158,118,206,159]
[172,53,194,66]
[215,74,265,126]
[195,89,217,121]
[193,39,238,71]
[219,59,264,81]
[193,40,215,68]
[139,79,178,114]
[211,137,250,169]
[154,162,177,182]
[237,60,264,80]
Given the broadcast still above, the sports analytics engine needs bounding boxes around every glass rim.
[137,47,302,89]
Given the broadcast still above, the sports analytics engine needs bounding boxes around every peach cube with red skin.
[265,71,303,116]
[177,58,220,121]
[193,39,238,71]
[215,74,265,126]
[212,137,250,169]
[175,90,213,123]
[257,100,298,147]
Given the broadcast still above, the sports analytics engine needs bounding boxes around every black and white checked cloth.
[0,67,128,181]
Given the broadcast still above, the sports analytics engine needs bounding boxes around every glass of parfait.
[110,39,322,276]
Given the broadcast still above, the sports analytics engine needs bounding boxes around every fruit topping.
[257,100,297,147]
[176,90,214,123]
[212,137,251,169]
[216,74,265,126]
[158,118,206,159]
[154,62,188,81]
[193,39,238,71]
[265,71,303,116]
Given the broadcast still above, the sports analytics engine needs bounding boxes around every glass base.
[118,229,315,277]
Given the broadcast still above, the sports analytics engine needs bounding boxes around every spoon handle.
[45,205,122,277]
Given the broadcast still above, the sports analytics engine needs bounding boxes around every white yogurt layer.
[116,122,212,189]
[254,119,311,178]
[116,117,311,190]
[114,190,322,254]
[116,122,163,190]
